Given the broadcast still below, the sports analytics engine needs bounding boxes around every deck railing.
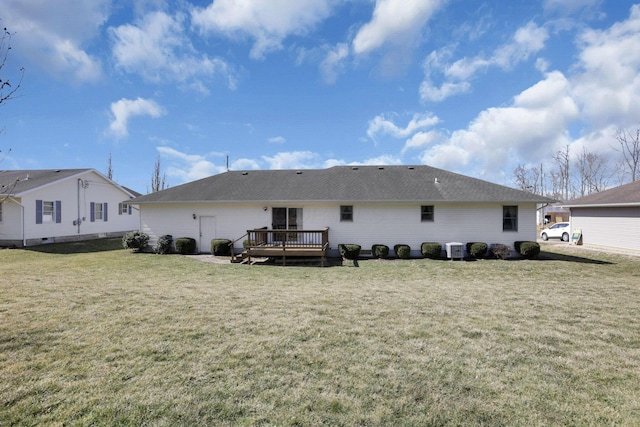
[233,227,330,265]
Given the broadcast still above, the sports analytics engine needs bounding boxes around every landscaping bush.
[394,244,411,259]
[175,237,196,255]
[466,242,488,259]
[421,242,442,259]
[490,243,512,259]
[122,231,149,252]
[154,234,173,254]
[338,244,361,260]
[515,241,540,259]
[371,244,389,259]
[211,239,232,256]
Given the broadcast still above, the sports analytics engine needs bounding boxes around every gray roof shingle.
[563,180,640,207]
[131,165,554,204]
[0,169,136,197]
[0,169,91,195]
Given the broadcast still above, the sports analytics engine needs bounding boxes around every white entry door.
[199,216,216,253]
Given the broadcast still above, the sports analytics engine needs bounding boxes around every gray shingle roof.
[563,180,640,207]
[131,165,554,204]
[0,169,90,195]
[0,169,136,197]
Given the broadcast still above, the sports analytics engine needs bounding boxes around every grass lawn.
[1,239,640,426]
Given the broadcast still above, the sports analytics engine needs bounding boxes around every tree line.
[513,129,640,200]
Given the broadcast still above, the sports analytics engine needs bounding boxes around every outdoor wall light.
[192,213,197,220]
[263,207,268,211]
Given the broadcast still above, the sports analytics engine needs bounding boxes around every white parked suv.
[540,222,570,242]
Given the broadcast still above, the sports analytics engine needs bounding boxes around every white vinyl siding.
[139,201,539,255]
[0,170,140,247]
[570,207,640,252]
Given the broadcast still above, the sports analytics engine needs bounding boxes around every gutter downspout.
[77,179,83,233]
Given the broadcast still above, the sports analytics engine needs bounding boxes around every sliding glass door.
[272,207,302,241]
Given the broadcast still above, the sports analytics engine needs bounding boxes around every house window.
[340,205,353,222]
[95,203,104,220]
[421,205,434,222]
[119,202,131,215]
[43,201,55,223]
[36,200,61,224]
[503,206,518,231]
[90,202,108,222]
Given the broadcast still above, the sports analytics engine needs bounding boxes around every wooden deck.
[232,227,330,266]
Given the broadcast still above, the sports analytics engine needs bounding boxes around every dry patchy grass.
[1,240,640,425]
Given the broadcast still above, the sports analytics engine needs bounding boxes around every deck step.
[230,252,249,263]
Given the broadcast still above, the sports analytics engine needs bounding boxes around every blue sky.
[1,0,639,193]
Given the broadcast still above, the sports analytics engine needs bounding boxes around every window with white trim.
[340,205,353,222]
[503,205,518,231]
[43,201,55,223]
[421,205,434,222]
[90,202,108,222]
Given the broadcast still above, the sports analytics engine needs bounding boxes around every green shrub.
[338,244,361,260]
[371,244,389,259]
[122,231,149,252]
[466,242,488,259]
[243,240,256,250]
[154,234,173,254]
[175,237,196,255]
[515,241,540,259]
[394,244,411,259]
[421,242,442,259]
[490,243,512,260]
[211,239,232,256]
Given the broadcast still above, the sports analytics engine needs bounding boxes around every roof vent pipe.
[434,177,439,184]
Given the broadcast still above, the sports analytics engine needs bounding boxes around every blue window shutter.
[55,201,62,223]
[128,205,132,215]
[90,202,95,222]
[104,203,108,222]
[36,200,43,224]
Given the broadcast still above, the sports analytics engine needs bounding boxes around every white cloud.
[0,0,108,82]
[543,0,600,16]
[191,0,336,60]
[571,4,640,129]
[262,151,321,169]
[492,22,549,69]
[319,43,350,84]
[419,71,579,179]
[352,0,444,55]
[268,136,287,144]
[110,11,237,92]
[402,130,442,154]
[109,97,166,138]
[157,146,225,182]
[420,21,549,103]
[367,113,440,140]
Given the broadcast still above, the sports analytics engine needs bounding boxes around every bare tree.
[554,145,571,200]
[106,151,113,180]
[614,128,640,182]
[512,164,542,194]
[0,26,24,108]
[0,25,23,196]
[574,147,610,197]
[150,155,167,193]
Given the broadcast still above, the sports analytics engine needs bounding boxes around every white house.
[129,165,554,257]
[562,180,640,253]
[0,169,140,247]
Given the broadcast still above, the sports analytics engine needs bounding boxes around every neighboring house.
[130,165,554,256]
[562,180,640,253]
[0,169,140,247]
